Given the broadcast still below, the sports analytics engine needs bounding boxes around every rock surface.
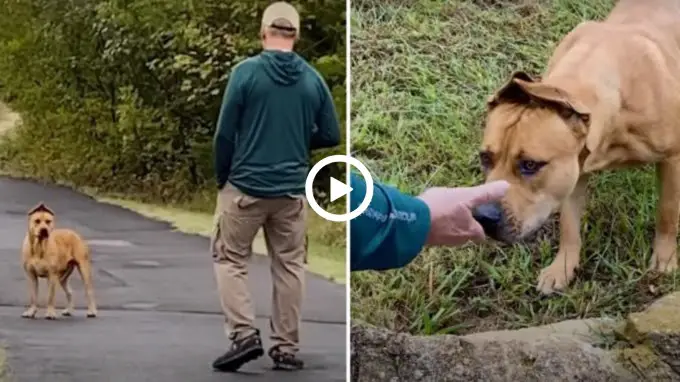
[352,292,680,382]
[618,292,680,381]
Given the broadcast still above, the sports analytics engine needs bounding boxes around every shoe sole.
[213,347,264,372]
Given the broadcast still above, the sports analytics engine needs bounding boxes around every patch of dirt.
[0,102,20,135]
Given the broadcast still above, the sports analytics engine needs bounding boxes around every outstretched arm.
[349,172,431,271]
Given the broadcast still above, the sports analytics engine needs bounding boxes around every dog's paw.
[61,309,73,317]
[649,252,678,274]
[536,262,575,295]
[86,310,98,318]
[21,308,37,319]
[44,310,57,320]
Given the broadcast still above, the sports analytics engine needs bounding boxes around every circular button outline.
[305,155,374,223]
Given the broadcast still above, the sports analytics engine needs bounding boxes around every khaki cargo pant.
[210,183,307,354]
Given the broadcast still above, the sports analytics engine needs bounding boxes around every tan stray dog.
[475,0,680,295]
[22,202,98,319]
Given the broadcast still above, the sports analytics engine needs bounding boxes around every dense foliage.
[0,0,345,205]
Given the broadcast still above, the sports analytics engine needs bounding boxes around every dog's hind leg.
[77,261,98,318]
[650,158,680,273]
[45,273,59,320]
[21,270,38,318]
[59,263,75,317]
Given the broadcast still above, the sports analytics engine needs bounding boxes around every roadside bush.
[0,0,345,206]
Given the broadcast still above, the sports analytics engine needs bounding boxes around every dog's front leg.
[537,175,590,295]
[21,270,38,318]
[650,159,680,273]
[44,273,58,320]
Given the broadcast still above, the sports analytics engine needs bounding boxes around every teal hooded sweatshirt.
[213,50,341,197]
[350,172,432,271]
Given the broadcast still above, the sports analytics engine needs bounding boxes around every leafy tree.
[0,0,345,206]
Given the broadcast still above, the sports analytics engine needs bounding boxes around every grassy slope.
[350,0,680,335]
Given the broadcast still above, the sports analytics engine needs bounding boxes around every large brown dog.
[21,203,98,319]
[475,0,680,295]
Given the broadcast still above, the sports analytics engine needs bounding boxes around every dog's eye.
[34,219,41,224]
[518,159,547,176]
[479,152,493,169]
[45,220,52,225]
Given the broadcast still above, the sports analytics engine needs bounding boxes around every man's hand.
[417,181,510,247]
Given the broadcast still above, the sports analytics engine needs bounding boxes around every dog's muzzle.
[38,228,49,239]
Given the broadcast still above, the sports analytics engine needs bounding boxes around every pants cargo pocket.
[235,193,260,211]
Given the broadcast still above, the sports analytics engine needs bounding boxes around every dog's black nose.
[472,202,503,239]
[39,228,48,238]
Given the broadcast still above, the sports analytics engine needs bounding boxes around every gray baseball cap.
[261,2,300,34]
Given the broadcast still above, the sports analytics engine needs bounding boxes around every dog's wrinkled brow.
[488,104,525,130]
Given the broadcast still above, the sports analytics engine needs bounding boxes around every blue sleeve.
[349,172,432,271]
[213,66,244,187]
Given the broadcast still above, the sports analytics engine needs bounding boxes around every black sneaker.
[212,330,264,372]
[268,346,304,371]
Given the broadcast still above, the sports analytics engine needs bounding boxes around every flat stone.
[351,323,635,382]
[464,317,617,344]
[625,292,680,338]
[352,292,680,381]
[620,292,680,379]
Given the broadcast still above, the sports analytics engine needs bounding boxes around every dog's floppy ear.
[487,71,591,134]
[27,202,54,216]
[486,71,537,108]
[512,78,590,127]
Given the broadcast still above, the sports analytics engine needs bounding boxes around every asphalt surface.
[0,177,346,382]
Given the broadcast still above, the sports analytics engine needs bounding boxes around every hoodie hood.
[260,50,304,86]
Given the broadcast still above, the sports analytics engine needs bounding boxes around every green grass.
[350,0,680,335]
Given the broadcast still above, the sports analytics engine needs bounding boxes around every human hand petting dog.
[417,181,510,246]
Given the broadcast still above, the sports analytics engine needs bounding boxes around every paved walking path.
[0,177,346,381]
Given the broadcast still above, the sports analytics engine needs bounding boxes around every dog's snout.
[472,202,503,240]
[38,227,49,238]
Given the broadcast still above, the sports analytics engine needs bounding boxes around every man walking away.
[210,1,341,373]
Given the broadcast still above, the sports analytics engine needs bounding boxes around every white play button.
[305,155,374,222]
[330,177,353,202]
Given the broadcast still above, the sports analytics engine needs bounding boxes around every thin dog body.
[476,0,680,294]
[22,202,97,319]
